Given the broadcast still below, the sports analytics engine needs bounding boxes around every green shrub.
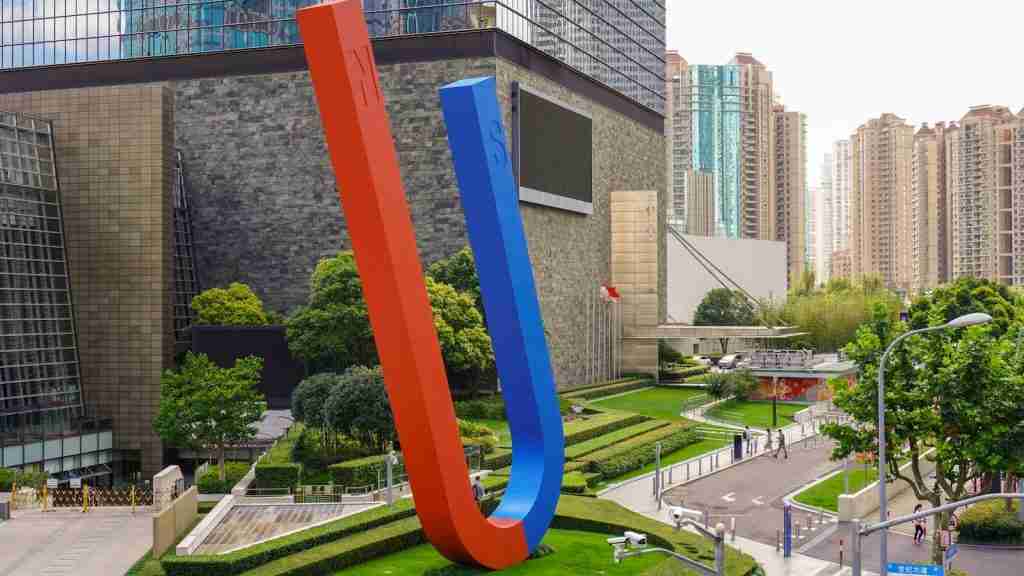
[197,461,251,494]
[329,455,385,487]
[254,463,301,490]
[561,471,588,494]
[457,419,499,455]
[453,397,506,420]
[482,448,513,470]
[581,425,700,480]
[563,413,650,447]
[292,427,373,472]
[957,500,1023,544]
[565,420,670,460]
[482,474,509,492]
[161,500,417,576]
[0,468,48,491]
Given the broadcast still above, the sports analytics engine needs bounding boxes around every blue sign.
[945,543,959,562]
[887,563,943,575]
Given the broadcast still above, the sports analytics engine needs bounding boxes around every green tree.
[292,372,338,454]
[428,247,482,314]
[323,366,396,452]
[730,369,759,401]
[287,252,378,373]
[780,285,901,352]
[693,288,756,352]
[191,282,269,326]
[704,372,733,401]
[426,277,495,393]
[823,280,1024,563]
[154,353,266,481]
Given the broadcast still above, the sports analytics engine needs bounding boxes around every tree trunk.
[218,444,227,482]
[930,507,946,565]
[719,338,729,355]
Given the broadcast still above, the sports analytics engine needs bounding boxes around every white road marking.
[752,496,764,506]
[721,492,736,503]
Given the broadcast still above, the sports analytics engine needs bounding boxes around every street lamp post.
[876,312,991,575]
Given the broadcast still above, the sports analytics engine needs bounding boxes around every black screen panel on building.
[514,83,593,215]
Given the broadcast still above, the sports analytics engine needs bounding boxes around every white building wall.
[667,233,788,324]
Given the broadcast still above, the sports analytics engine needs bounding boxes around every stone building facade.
[0,32,665,476]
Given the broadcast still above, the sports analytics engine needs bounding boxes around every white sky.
[666,0,1024,187]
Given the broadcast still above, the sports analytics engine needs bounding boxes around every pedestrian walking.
[773,428,788,459]
[913,504,926,544]
[472,477,485,510]
[744,425,752,456]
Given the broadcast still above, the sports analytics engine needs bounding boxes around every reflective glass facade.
[687,64,741,238]
[0,112,83,440]
[0,0,665,113]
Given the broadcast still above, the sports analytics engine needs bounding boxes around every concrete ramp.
[195,503,379,555]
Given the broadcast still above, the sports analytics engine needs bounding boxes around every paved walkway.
[0,508,152,576]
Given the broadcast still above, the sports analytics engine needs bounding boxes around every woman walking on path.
[913,503,926,544]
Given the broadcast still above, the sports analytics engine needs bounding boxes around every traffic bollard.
[731,517,736,542]
[839,538,844,567]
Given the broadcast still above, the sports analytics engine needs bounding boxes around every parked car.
[692,355,712,366]
[718,353,746,370]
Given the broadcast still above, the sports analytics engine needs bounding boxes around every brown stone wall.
[0,86,175,477]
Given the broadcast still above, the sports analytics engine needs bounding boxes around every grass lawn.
[590,387,708,421]
[705,400,806,429]
[793,465,879,512]
[597,436,733,488]
[329,529,665,575]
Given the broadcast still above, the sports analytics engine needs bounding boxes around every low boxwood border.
[562,379,653,402]
[563,413,650,446]
[161,500,416,576]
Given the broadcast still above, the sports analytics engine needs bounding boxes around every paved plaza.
[0,508,152,576]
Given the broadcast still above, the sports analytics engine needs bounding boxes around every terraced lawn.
[597,436,733,488]
[705,400,806,429]
[589,387,708,421]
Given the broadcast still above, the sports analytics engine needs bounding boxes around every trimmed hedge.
[580,424,700,479]
[254,463,302,490]
[561,471,588,494]
[197,461,250,494]
[243,516,425,576]
[558,376,643,395]
[328,455,384,487]
[161,500,417,576]
[483,448,512,470]
[482,474,509,492]
[565,419,670,460]
[957,500,1023,544]
[0,467,48,491]
[561,379,652,402]
[563,413,650,446]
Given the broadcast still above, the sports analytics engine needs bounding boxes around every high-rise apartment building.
[949,106,1024,284]
[666,51,689,229]
[806,186,817,274]
[849,113,913,293]
[910,122,950,293]
[773,105,807,287]
[730,53,776,240]
[817,155,834,284]
[831,140,852,254]
[678,63,742,237]
[686,169,716,236]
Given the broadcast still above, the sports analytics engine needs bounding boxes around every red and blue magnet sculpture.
[297,1,564,569]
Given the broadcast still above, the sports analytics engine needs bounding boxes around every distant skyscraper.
[911,122,950,293]
[831,140,852,254]
[678,63,742,238]
[806,186,817,276]
[817,154,834,284]
[730,53,776,240]
[774,105,807,287]
[949,105,1024,284]
[666,51,689,230]
[850,113,914,293]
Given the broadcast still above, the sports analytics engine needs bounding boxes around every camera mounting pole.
[609,522,726,576]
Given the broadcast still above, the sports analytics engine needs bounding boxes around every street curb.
[783,466,846,519]
[955,542,1024,550]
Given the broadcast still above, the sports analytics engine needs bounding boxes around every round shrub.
[957,500,1023,544]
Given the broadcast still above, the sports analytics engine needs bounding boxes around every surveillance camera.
[606,536,627,546]
[669,506,685,521]
[624,531,647,547]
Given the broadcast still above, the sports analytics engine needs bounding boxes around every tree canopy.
[427,247,482,315]
[287,251,494,392]
[191,282,270,326]
[822,277,1024,562]
[694,288,756,352]
[154,353,266,481]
